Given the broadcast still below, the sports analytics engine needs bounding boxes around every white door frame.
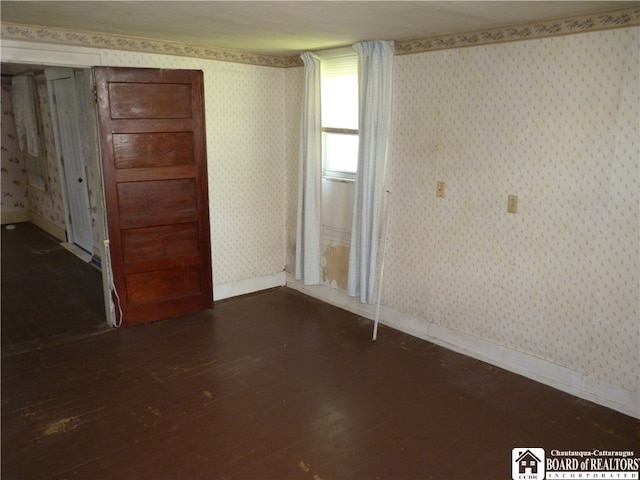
[1,40,115,327]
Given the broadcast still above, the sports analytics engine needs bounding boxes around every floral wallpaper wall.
[383,27,638,395]
[1,82,28,218]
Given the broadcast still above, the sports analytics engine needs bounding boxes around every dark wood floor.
[2,282,638,479]
[1,222,108,356]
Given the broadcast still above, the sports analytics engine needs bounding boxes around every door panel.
[95,67,212,326]
[117,178,197,214]
[113,132,194,169]
[125,266,201,304]
[121,224,199,262]
[108,83,193,119]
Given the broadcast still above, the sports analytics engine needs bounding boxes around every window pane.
[323,132,358,173]
[321,55,358,130]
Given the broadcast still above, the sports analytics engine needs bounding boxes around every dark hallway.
[1,222,108,357]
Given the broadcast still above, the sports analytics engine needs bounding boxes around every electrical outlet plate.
[507,194,518,214]
[436,181,446,198]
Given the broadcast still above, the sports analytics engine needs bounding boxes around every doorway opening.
[1,62,111,352]
[3,55,214,334]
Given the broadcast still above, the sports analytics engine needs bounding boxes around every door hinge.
[93,87,98,104]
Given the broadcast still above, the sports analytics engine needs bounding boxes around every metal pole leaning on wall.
[373,190,392,342]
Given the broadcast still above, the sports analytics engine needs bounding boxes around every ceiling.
[1,1,637,57]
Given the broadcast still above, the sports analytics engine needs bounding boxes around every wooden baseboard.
[214,271,286,301]
[1,210,29,225]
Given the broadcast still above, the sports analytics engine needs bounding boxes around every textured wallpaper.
[100,50,288,286]
[383,27,639,392]
[1,84,28,215]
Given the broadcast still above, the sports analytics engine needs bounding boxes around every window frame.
[318,48,359,182]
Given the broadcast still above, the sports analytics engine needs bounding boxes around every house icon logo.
[512,448,545,480]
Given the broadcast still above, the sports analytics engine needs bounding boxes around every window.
[320,50,358,179]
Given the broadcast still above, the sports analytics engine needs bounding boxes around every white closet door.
[48,71,93,253]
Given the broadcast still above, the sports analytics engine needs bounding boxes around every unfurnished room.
[1,2,639,479]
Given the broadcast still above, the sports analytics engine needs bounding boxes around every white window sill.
[323,175,356,184]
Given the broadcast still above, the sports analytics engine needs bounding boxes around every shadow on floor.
[1,222,110,357]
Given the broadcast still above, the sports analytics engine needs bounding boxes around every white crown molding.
[2,7,638,68]
[1,22,290,68]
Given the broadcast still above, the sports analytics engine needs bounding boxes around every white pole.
[373,190,392,341]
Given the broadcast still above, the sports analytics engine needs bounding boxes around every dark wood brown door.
[94,67,212,326]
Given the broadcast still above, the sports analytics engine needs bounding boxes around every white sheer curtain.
[11,75,41,157]
[296,52,323,285]
[347,40,395,303]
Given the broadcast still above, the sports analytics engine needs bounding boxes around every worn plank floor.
[2,287,638,479]
[1,222,107,356]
